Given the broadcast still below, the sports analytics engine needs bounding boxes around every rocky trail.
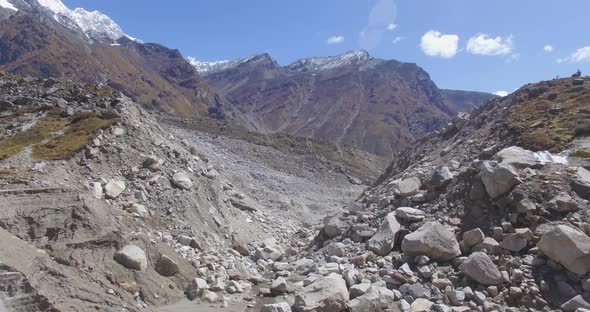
[0,74,590,312]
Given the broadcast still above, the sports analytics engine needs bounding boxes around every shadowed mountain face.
[200,51,495,156]
[0,3,227,117]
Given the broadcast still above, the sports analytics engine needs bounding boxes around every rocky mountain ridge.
[198,50,496,156]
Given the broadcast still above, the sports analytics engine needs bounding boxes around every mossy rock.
[32,114,118,160]
[0,113,118,161]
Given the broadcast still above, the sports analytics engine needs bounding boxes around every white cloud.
[466,34,513,56]
[392,36,403,44]
[543,45,554,53]
[386,23,398,31]
[420,30,459,59]
[494,90,509,97]
[326,35,345,45]
[557,46,590,63]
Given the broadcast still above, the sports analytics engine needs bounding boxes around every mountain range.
[193,51,495,155]
[0,0,495,156]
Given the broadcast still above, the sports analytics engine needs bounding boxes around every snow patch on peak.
[188,57,232,75]
[0,0,18,11]
[35,0,138,43]
[287,50,377,72]
[188,54,276,75]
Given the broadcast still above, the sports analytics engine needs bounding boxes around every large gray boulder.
[572,167,590,200]
[402,222,461,261]
[293,273,349,312]
[480,161,521,199]
[393,177,421,197]
[538,225,590,274]
[496,146,540,168]
[349,286,397,312]
[114,245,147,271]
[366,212,401,256]
[460,252,503,285]
[171,171,193,190]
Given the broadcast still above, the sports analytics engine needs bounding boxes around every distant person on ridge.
[572,69,582,78]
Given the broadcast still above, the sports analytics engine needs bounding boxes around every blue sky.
[63,0,590,95]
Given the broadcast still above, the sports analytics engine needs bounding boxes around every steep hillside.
[196,51,494,156]
[441,88,497,113]
[281,77,590,312]
[0,1,227,118]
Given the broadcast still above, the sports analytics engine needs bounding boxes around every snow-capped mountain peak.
[287,50,378,72]
[32,0,137,43]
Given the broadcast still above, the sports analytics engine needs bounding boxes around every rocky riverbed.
[1,75,590,312]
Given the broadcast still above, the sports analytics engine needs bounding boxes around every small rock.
[171,171,193,190]
[350,283,371,299]
[430,167,454,189]
[91,182,103,199]
[201,290,219,303]
[270,277,288,296]
[480,161,521,199]
[395,207,426,222]
[366,212,401,256]
[463,228,485,249]
[402,222,461,261]
[460,252,503,285]
[104,179,126,199]
[186,278,208,300]
[293,258,317,275]
[155,255,179,277]
[411,298,434,312]
[550,192,579,212]
[393,177,422,197]
[446,290,465,306]
[113,245,147,271]
[260,302,291,312]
